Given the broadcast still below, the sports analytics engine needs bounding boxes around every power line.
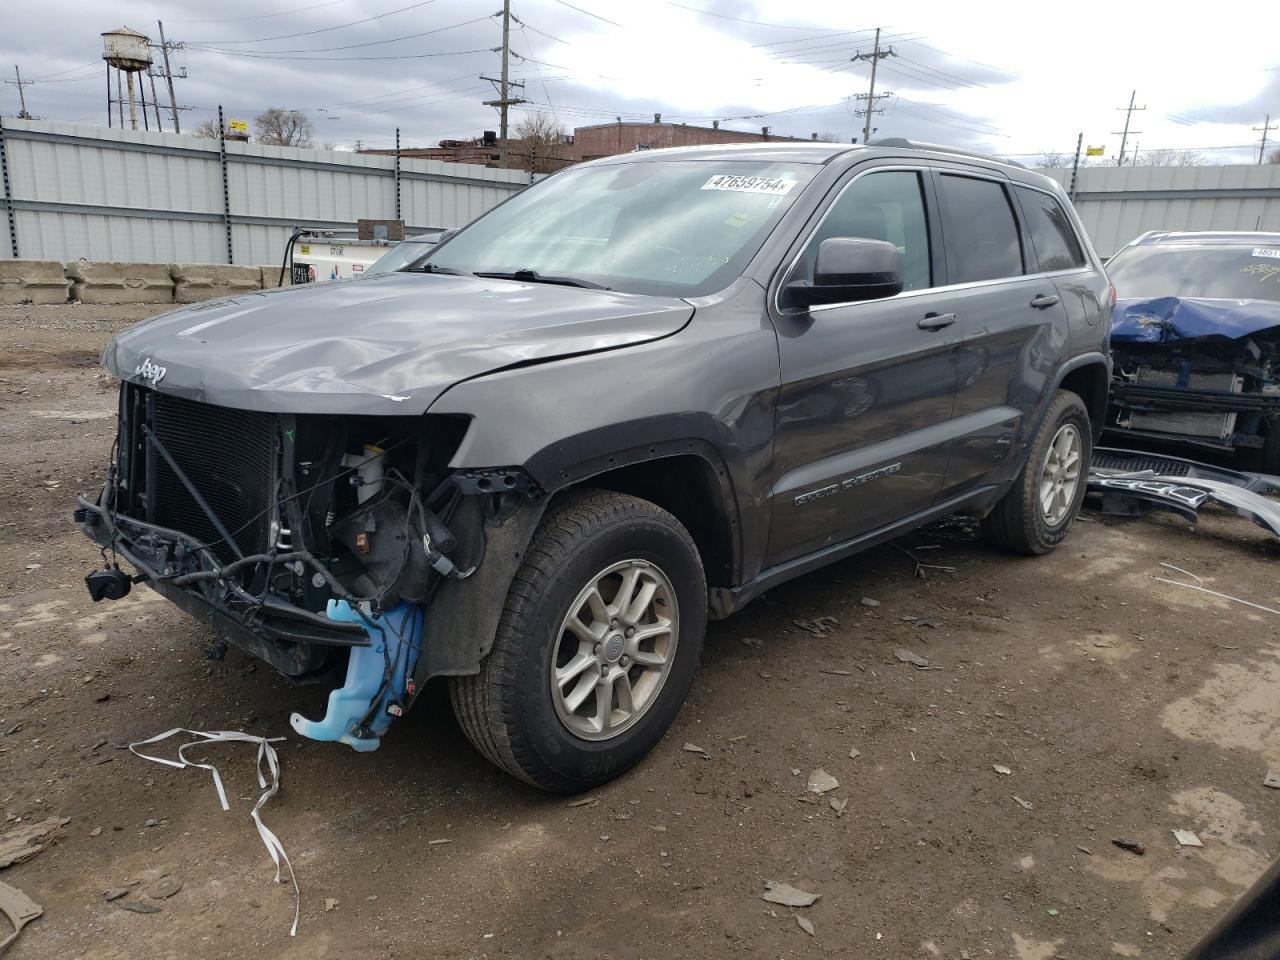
[192,0,442,45]
[511,13,569,45]
[186,45,498,62]
[547,0,622,28]
[166,0,349,24]
[188,13,497,55]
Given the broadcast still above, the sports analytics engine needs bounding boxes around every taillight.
[1108,283,1117,307]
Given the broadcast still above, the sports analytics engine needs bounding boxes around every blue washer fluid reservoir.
[289,600,423,752]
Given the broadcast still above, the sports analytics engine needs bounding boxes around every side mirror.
[786,237,903,308]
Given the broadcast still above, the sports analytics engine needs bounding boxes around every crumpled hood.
[1110,296,1280,344]
[102,272,693,414]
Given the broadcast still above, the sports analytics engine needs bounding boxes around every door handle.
[917,312,956,331]
[1030,294,1060,309]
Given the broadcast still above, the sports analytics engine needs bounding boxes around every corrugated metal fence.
[3,117,1277,266]
[1038,163,1280,258]
[0,118,529,265]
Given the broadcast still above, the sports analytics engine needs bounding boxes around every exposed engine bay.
[1107,296,1280,461]
[76,382,540,749]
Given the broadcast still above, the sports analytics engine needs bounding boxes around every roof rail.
[866,137,1025,169]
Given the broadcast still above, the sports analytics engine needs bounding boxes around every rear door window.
[937,174,1024,283]
[1016,187,1086,272]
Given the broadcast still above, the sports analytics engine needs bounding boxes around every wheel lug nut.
[625,627,635,638]
[593,643,602,655]
[620,655,630,667]
[610,619,619,629]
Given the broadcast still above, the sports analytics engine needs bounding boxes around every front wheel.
[449,490,706,792]
[983,390,1091,555]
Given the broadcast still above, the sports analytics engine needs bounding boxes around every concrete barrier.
[258,264,292,289]
[0,260,69,304]
[66,261,174,304]
[171,263,264,303]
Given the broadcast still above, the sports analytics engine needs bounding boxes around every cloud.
[3,0,1278,164]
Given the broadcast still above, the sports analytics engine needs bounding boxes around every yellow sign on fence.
[1086,145,1105,157]
[228,118,248,134]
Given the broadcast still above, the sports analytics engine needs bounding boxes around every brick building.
[365,118,822,171]
[573,117,815,162]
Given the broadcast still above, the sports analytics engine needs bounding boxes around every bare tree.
[1269,147,1280,164]
[512,110,571,173]
[1134,147,1204,167]
[254,108,314,147]
[191,117,222,139]
[1035,151,1072,168]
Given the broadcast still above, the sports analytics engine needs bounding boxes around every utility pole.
[156,21,182,133]
[1255,114,1277,165]
[6,66,34,119]
[147,67,163,131]
[1112,90,1145,167]
[851,28,895,144]
[482,0,525,167]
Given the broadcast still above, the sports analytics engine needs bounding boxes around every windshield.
[1108,243,1280,302]
[416,160,817,297]
[365,237,439,277]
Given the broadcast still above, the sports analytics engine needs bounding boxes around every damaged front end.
[1107,296,1280,461]
[77,382,537,749]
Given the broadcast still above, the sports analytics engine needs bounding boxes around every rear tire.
[983,390,1091,555]
[449,490,706,792]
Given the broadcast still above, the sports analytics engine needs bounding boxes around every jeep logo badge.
[135,358,167,385]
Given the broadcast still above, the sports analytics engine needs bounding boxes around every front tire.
[449,490,706,792]
[983,390,1091,555]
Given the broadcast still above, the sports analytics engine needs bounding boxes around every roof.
[1136,230,1280,246]
[586,138,1034,174]
[587,141,860,164]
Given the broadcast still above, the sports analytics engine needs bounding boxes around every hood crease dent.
[1110,296,1280,345]
[101,273,694,416]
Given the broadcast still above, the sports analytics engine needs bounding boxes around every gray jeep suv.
[78,139,1111,791]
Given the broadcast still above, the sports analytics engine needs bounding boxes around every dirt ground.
[1,302,1277,960]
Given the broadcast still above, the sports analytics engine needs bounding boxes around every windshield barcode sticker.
[1252,247,1280,259]
[701,174,797,195]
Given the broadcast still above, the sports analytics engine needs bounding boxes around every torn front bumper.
[77,495,368,682]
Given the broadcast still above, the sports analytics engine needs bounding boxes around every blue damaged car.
[1105,231,1280,474]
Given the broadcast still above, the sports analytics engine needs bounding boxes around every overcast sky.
[5,0,1280,165]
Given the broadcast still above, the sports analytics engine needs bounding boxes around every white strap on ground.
[129,728,300,936]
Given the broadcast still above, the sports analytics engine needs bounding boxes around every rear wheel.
[983,390,1091,555]
[449,490,706,792]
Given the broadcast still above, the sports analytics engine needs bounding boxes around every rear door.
[765,164,959,566]
[933,170,1072,495]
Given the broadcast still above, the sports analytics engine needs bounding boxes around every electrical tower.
[851,27,895,144]
[1255,114,1277,165]
[1112,90,1145,167]
[482,0,526,168]
[5,66,34,119]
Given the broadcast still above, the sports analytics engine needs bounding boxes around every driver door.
[765,166,959,566]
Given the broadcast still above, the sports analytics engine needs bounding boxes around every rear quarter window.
[1016,187,1086,272]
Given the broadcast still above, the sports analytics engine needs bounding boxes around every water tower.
[102,26,153,130]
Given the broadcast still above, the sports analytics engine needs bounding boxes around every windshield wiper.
[417,262,470,276]
[473,268,610,290]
